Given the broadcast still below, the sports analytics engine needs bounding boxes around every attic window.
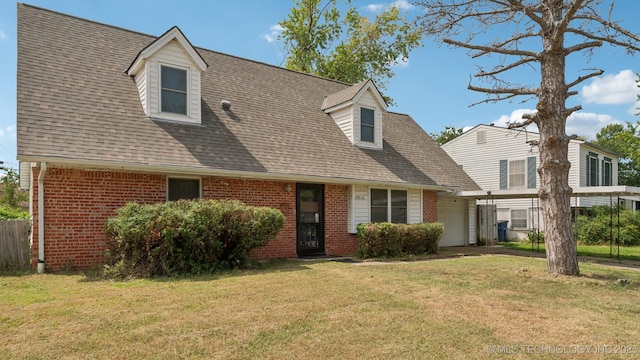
[161,65,187,115]
[360,107,375,143]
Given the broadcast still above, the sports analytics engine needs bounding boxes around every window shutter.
[500,160,507,190]
[595,158,599,186]
[586,154,590,186]
[527,157,536,189]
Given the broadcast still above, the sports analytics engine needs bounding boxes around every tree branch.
[444,38,537,57]
[468,84,537,95]
[476,57,538,77]
[565,69,604,89]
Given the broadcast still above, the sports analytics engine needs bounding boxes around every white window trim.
[166,176,202,201]
[158,63,191,122]
[370,188,408,224]
[510,209,528,230]
[508,159,526,189]
[355,106,381,150]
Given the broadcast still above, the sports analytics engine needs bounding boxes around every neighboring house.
[442,124,639,239]
[16,4,480,271]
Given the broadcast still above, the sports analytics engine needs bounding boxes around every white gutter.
[16,156,458,192]
[37,162,47,273]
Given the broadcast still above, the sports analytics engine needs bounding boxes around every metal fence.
[0,220,31,271]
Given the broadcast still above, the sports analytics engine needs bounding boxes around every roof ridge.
[19,2,353,89]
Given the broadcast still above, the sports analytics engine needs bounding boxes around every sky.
[1,0,639,170]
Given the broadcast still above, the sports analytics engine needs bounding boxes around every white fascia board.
[16,155,457,192]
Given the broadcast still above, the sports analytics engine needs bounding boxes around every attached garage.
[437,197,476,247]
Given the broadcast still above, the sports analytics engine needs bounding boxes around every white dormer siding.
[322,80,386,150]
[127,27,207,125]
[353,91,383,149]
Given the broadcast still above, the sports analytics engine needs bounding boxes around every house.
[442,124,640,239]
[16,4,480,272]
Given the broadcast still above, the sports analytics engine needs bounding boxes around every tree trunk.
[537,0,579,275]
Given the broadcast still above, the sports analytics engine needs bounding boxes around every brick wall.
[31,166,439,271]
[423,190,438,222]
[324,184,358,255]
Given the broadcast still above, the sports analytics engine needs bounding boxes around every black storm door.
[296,184,325,256]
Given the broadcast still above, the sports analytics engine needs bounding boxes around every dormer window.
[126,26,208,125]
[322,79,387,150]
[161,65,188,115]
[360,107,375,143]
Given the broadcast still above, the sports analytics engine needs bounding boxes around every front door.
[296,183,324,256]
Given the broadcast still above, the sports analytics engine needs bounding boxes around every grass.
[1,256,640,359]
[502,241,640,262]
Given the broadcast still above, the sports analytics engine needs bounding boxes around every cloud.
[566,112,619,140]
[581,69,638,105]
[366,4,385,12]
[491,108,620,140]
[0,30,5,40]
[392,0,415,10]
[263,24,284,43]
[366,1,414,13]
[391,55,409,68]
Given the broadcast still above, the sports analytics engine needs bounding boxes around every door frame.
[296,183,325,256]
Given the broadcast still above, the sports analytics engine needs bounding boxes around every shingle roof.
[16,4,479,191]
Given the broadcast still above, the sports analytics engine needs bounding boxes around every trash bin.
[497,221,508,242]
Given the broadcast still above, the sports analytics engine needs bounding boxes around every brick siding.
[31,167,438,271]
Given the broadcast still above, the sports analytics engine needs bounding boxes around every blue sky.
[1,1,639,170]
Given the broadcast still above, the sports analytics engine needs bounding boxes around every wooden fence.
[0,220,31,271]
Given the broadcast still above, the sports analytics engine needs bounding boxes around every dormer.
[126,26,208,124]
[322,80,387,150]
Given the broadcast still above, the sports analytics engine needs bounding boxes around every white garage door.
[437,198,466,247]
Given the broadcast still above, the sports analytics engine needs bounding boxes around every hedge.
[357,222,443,259]
[104,199,284,277]
[574,206,640,246]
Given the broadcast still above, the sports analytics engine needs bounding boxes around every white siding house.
[442,124,626,239]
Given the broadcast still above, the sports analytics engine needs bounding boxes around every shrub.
[357,222,443,259]
[0,204,29,220]
[574,207,640,246]
[104,199,284,277]
[526,230,544,244]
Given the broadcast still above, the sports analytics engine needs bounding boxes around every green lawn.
[502,241,640,262]
[2,256,639,359]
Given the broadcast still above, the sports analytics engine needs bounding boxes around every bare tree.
[414,0,640,275]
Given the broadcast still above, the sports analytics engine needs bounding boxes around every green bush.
[526,230,544,244]
[0,204,29,220]
[357,222,443,259]
[104,199,284,277]
[574,207,640,246]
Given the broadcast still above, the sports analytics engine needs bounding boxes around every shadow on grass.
[78,258,315,283]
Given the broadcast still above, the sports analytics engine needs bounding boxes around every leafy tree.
[430,126,463,145]
[1,169,27,209]
[414,0,640,275]
[0,168,29,220]
[279,0,422,104]
[594,121,640,186]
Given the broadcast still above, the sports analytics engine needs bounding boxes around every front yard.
[1,255,639,359]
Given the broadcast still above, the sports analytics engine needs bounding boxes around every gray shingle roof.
[17,4,479,191]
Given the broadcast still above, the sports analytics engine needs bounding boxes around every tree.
[414,0,640,275]
[0,168,29,220]
[594,121,640,186]
[279,0,422,104]
[430,126,463,145]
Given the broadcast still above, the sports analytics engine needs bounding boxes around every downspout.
[37,162,47,273]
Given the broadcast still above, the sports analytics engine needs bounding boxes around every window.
[370,189,388,223]
[168,178,200,201]
[603,157,612,186]
[370,189,407,223]
[586,152,599,186]
[161,65,187,115]
[360,107,375,143]
[509,160,525,189]
[510,209,528,229]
